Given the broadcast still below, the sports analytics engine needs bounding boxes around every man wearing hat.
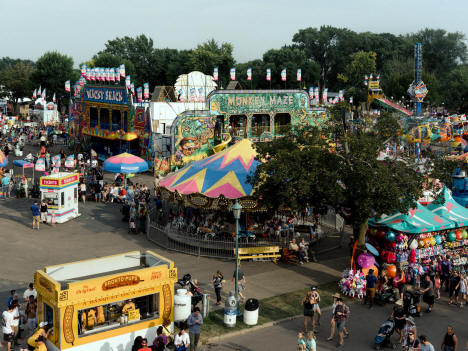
[328,293,349,342]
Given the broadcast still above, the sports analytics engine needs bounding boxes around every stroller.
[375,287,397,305]
[177,273,203,307]
[374,318,396,350]
[403,289,422,317]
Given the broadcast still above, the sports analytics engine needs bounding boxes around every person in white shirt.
[23,283,37,302]
[174,329,190,350]
[419,334,435,351]
[2,302,16,351]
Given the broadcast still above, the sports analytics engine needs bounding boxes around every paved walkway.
[0,197,349,309]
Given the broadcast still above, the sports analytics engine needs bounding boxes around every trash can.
[224,291,237,327]
[243,298,259,325]
[202,293,210,318]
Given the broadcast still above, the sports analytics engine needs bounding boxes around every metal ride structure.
[408,43,428,117]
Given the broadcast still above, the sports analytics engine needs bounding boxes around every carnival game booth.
[365,196,467,282]
[40,172,80,223]
[34,251,177,351]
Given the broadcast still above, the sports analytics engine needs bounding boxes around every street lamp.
[232,200,242,316]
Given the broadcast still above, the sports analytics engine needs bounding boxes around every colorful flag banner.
[52,93,56,103]
[297,69,302,82]
[41,88,46,99]
[247,68,252,81]
[177,88,185,102]
[110,68,115,82]
[100,68,105,81]
[314,87,319,101]
[35,158,45,172]
[85,68,90,79]
[32,89,37,99]
[266,68,271,81]
[65,155,75,168]
[120,64,126,77]
[189,87,196,102]
[115,68,120,82]
[308,87,313,99]
[131,83,135,96]
[52,155,61,168]
[90,69,95,81]
[338,90,344,101]
[38,86,42,97]
[105,68,110,82]
[213,67,218,81]
[125,76,131,89]
[143,83,150,99]
[281,69,286,81]
[52,167,60,174]
[198,87,204,102]
[81,64,86,76]
[322,88,328,102]
[349,96,353,104]
[137,87,143,102]
[230,68,236,81]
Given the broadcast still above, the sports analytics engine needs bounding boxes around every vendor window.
[112,110,122,131]
[89,107,98,128]
[77,292,160,337]
[61,192,64,207]
[43,302,54,327]
[100,109,110,130]
[42,192,59,209]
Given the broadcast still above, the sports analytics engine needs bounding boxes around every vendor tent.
[426,187,468,227]
[369,201,456,233]
[159,139,260,199]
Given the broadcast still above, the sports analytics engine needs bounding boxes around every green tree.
[30,51,76,106]
[292,26,357,93]
[441,65,468,111]
[188,39,235,89]
[251,124,424,245]
[0,62,33,103]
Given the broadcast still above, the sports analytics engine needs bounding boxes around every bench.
[235,246,280,264]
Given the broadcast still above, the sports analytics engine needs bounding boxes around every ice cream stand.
[34,250,177,351]
[40,172,80,223]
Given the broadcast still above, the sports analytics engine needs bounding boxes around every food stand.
[40,172,80,223]
[34,250,178,351]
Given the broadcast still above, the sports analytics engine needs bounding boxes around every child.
[129,217,137,234]
[434,273,441,299]
[459,273,466,308]
[297,332,306,351]
[50,210,56,227]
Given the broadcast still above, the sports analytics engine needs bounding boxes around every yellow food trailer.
[34,251,177,351]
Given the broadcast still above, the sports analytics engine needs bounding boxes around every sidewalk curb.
[205,305,332,345]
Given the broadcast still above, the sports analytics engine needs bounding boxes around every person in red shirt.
[138,338,152,351]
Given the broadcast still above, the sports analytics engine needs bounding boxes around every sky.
[2,0,468,67]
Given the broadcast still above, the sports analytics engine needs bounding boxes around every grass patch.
[200,280,340,340]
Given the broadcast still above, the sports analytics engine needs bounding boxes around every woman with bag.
[174,329,190,351]
[213,271,224,305]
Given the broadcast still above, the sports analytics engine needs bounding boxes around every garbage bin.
[224,291,237,327]
[243,298,259,325]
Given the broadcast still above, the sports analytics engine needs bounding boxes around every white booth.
[40,172,80,223]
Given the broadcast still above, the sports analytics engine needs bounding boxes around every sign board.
[414,81,428,102]
[83,86,127,105]
[127,308,140,322]
[40,174,79,188]
[368,81,380,89]
[209,90,309,115]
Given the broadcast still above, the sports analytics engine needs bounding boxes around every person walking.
[80,182,86,203]
[30,201,40,229]
[310,286,321,330]
[187,307,203,351]
[212,271,224,305]
[392,299,407,344]
[302,291,314,333]
[441,326,458,351]
[327,293,348,341]
[440,256,452,292]
[2,302,16,351]
[39,200,48,224]
[297,332,307,351]
[365,269,377,308]
[459,273,467,308]
[305,331,316,351]
[231,265,246,301]
[25,295,37,336]
[332,297,349,348]
[174,329,189,351]
[449,271,461,305]
[421,274,435,312]
[419,334,435,351]
[404,331,420,351]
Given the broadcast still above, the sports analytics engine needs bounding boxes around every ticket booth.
[34,250,178,351]
[40,172,80,223]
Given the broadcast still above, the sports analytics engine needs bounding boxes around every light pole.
[232,200,242,316]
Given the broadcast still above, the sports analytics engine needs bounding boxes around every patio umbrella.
[0,150,8,167]
[103,152,148,174]
[13,159,35,178]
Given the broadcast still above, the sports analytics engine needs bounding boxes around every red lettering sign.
[61,175,78,186]
[41,179,59,186]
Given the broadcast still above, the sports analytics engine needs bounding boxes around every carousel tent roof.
[159,139,260,199]
[369,201,456,233]
[426,187,468,227]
